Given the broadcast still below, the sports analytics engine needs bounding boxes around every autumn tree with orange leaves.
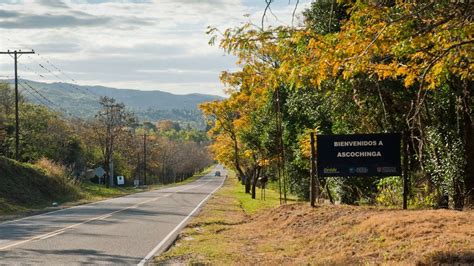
[203,1,473,209]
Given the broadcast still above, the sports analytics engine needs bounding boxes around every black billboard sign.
[317,133,401,177]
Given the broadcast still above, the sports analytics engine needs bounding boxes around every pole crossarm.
[0,50,35,55]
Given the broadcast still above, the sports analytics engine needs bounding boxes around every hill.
[0,156,80,215]
[157,176,474,265]
[2,79,222,124]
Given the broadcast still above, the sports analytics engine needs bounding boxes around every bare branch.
[292,0,300,27]
[262,0,273,30]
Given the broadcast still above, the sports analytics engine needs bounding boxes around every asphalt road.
[0,165,226,265]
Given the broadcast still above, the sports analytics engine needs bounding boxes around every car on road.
[215,171,221,176]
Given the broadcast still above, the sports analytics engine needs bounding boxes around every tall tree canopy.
[203,0,473,208]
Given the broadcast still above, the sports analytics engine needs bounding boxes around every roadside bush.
[34,157,81,189]
[376,176,403,207]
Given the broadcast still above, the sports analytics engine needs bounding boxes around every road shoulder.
[154,172,281,264]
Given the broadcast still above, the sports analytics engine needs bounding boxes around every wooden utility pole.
[310,132,320,207]
[0,50,35,160]
[402,131,410,210]
[275,87,287,204]
[143,133,147,185]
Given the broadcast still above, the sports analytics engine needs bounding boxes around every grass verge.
[155,171,283,264]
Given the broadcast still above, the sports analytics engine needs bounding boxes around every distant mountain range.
[2,79,222,126]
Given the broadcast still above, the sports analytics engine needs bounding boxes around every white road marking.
[0,180,213,251]
[39,230,65,240]
[98,214,113,220]
[0,182,201,226]
[138,176,225,266]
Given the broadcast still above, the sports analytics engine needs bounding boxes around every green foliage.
[204,0,472,209]
[302,0,349,35]
[409,182,437,209]
[334,177,378,205]
[19,103,79,163]
[423,126,465,208]
[376,176,403,207]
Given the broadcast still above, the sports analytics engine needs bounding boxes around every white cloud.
[0,0,311,97]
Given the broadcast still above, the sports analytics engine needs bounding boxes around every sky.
[0,0,311,96]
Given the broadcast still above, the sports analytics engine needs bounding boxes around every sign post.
[310,132,319,207]
[316,133,403,207]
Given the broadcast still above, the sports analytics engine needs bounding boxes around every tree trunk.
[462,81,474,207]
[326,180,334,204]
[252,167,261,199]
[231,135,245,181]
[245,174,251,194]
[104,149,110,188]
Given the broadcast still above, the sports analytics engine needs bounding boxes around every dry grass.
[156,174,474,265]
[245,204,474,265]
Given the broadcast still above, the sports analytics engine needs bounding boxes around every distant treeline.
[135,108,207,129]
[0,82,212,186]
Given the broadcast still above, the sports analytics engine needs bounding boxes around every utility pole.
[137,152,141,185]
[143,133,147,185]
[0,50,35,160]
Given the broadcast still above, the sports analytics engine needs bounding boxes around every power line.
[18,61,49,79]
[36,62,93,95]
[17,63,87,117]
[2,38,99,120]
[18,82,51,107]
[18,61,90,100]
[19,60,100,104]
[29,53,101,97]
[21,80,58,108]
[21,79,79,119]
[3,36,100,98]
[16,61,93,119]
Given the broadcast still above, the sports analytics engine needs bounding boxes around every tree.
[93,96,135,187]
[201,99,246,181]
[0,82,22,158]
[205,0,473,208]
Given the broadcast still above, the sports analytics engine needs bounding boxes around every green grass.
[79,182,139,201]
[232,181,281,214]
[156,171,286,264]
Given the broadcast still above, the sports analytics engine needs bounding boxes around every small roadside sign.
[94,167,105,177]
[117,176,125,185]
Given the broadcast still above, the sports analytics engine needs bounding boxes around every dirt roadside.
[155,176,474,265]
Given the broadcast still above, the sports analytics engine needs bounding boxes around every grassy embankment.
[0,156,80,215]
[0,156,213,218]
[156,171,474,265]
